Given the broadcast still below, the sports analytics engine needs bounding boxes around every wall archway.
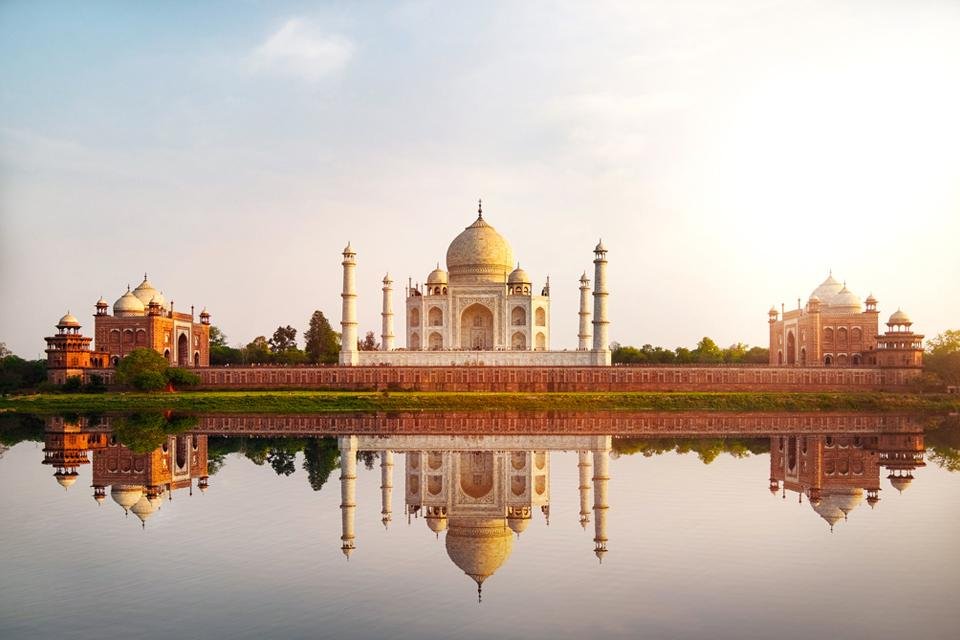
[459,451,494,499]
[177,333,189,365]
[535,307,546,326]
[428,332,443,350]
[428,307,443,326]
[787,331,796,365]
[460,303,493,350]
[409,332,421,350]
[511,306,526,326]
[511,331,526,350]
[535,332,546,351]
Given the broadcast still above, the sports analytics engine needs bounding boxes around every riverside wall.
[191,365,920,392]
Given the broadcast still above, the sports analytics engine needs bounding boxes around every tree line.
[611,337,769,365]
[210,310,381,366]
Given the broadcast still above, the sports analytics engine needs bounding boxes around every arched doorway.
[460,303,493,350]
[786,331,796,365]
[511,331,526,350]
[459,451,494,499]
[800,348,806,365]
[193,351,200,367]
[824,354,833,366]
[177,333,189,365]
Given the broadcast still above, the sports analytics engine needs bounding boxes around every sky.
[1,0,959,357]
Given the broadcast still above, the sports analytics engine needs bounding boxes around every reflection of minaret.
[339,436,358,558]
[578,450,592,529]
[592,445,610,562]
[380,450,393,528]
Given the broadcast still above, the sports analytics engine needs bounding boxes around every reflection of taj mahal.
[337,435,612,599]
[338,202,611,366]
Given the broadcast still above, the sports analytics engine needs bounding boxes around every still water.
[1,412,958,639]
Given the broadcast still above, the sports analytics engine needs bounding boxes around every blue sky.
[2,1,959,356]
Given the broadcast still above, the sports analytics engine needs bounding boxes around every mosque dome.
[54,470,79,488]
[130,495,156,525]
[93,493,106,505]
[889,473,913,493]
[445,214,514,283]
[57,312,80,328]
[114,288,145,316]
[427,265,448,285]
[445,517,513,589]
[132,274,160,305]
[811,489,864,527]
[508,265,530,285]
[96,296,109,307]
[827,285,863,314]
[865,293,878,305]
[150,291,167,310]
[889,309,912,325]
[111,485,143,512]
[810,273,844,304]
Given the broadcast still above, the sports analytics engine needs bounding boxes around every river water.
[1,412,958,639]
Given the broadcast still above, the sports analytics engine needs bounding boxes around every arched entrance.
[177,333,189,365]
[460,303,493,350]
[786,331,796,365]
[459,451,494,499]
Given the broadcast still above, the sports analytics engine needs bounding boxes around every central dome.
[445,214,514,283]
[445,517,513,589]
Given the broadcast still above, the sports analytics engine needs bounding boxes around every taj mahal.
[338,201,611,367]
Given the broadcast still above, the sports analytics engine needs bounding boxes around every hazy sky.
[2,0,958,357]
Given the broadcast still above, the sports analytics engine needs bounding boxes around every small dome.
[114,287,145,316]
[808,295,821,305]
[96,296,109,307]
[93,493,106,504]
[594,239,607,253]
[508,264,530,284]
[199,307,210,317]
[343,242,355,255]
[810,273,843,304]
[768,306,778,316]
[446,214,514,283]
[110,485,143,512]
[427,265,448,285]
[382,273,393,285]
[426,514,448,533]
[150,291,167,309]
[889,474,913,493]
[132,274,160,305]
[828,285,862,313]
[580,272,589,284]
[507,515,530,534]
[54,470,79,488]
[865,293,878,305]
[888,309,912,325]
[57,311,80,328]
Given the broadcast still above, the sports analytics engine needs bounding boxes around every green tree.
[244,336,271,364]
[693,337,723,363]
[0,342,11,358]
[0,355,47,393]
[358,331,379,351]
[305,310,340,364]
[742,346,770,364]
[209,326,228,348]
[925,330,960,387]
[116,349,170,389]
[165,367,200,388]
[269,325,298,354]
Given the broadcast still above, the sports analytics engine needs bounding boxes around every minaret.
[578,272,592,351]
[380,450,393,528]
[339,243,359,366]
[339,436,358,558]
[592,443,610,562]
[591,240,609,364]
[381,274,395,351]
[578,450,592,528]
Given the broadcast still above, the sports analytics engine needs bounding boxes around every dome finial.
[477,198,483,218]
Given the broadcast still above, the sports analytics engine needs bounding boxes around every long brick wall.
[191,411,922,437]
[194,364,920,392]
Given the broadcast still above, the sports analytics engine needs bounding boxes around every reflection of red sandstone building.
[44,274,211,382]
[768,273,923,370]
[769,431,925,530]
[41,417,209,528]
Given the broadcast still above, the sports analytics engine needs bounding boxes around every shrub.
[83,374,107,393]
[116,349,169,387]
[165,367,200,389]
[131,371,167,391]
[62,376,83,392]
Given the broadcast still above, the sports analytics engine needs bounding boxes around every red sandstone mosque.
[44,274,211,384]
[767,272,923,370]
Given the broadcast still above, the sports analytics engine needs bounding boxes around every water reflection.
[35,412,939,594]
[769,433,925,530]
[41,416,209,527]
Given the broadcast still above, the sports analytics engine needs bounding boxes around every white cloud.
[249,18,354,82]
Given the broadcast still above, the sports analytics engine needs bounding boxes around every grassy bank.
[2,390,959,414]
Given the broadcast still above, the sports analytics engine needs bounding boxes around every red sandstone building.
[44,274,211,383]
[768,272,923,369]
